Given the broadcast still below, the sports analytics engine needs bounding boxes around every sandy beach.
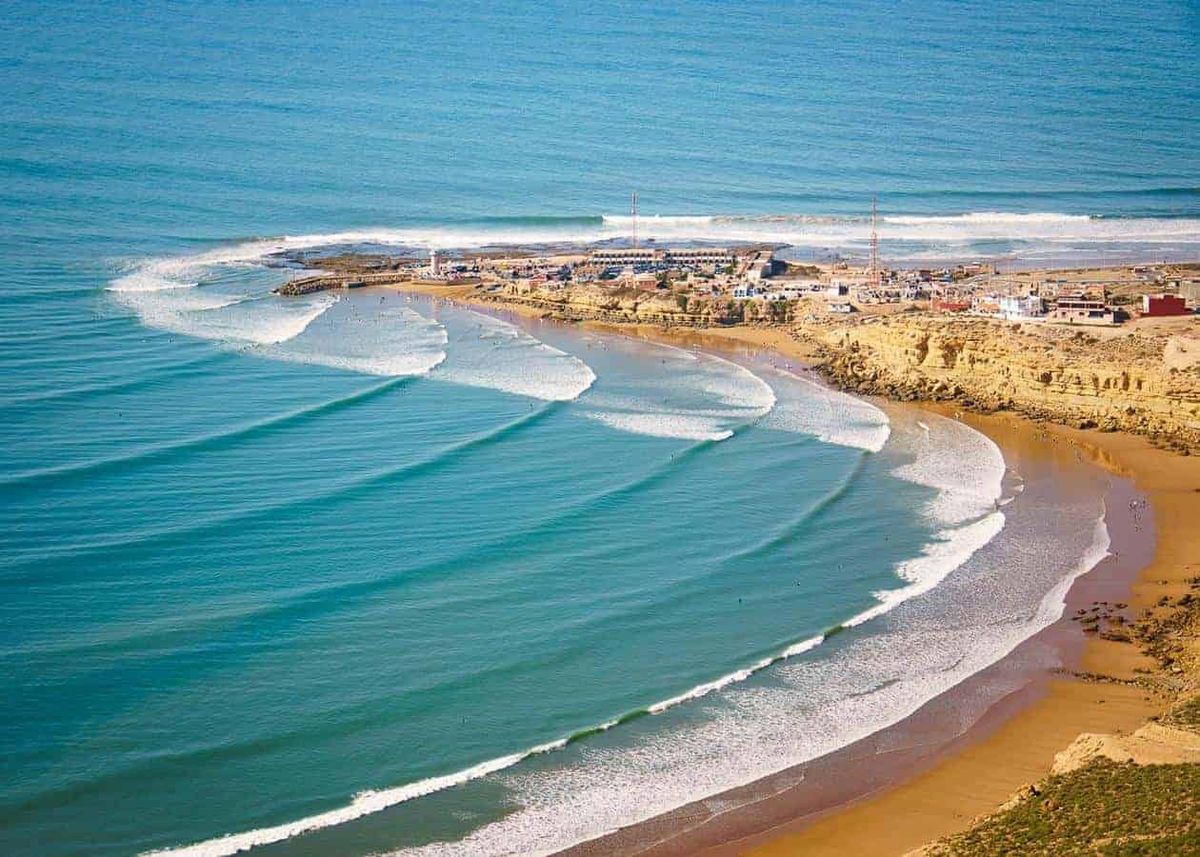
[715,421,1190,857]
[396,283,1199,856]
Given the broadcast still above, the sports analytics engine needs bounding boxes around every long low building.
[1048,291,1118,326]
[588,246,735,267]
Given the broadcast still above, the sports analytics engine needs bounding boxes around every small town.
[280,239,1200,329]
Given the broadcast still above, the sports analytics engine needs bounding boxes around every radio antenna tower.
[630,191,639,248]
[869,195,881,288]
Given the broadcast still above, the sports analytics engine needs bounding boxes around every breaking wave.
[846,411,1009,626]
[759,367,891,452]
[431,309,595,401]
[578,346,775,442]
[143,627,827,857]
[145,408,1028,857]
[596,211,1200,250]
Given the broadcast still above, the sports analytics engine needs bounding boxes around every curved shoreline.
[135,286,1058,857]
[107,269,1192,856]
[737,422,1196,857]
[395,290,1149,857]
[145,402,997,857]
[553,411,1152,857]
[400,287,1182,857]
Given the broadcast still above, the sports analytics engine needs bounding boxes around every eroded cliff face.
[477,285,1200,452]
[483,284,792,326]
[812,316,1200,452]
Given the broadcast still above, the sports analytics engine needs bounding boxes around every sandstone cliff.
[811,315,1200,453]
[481,286,1200,452]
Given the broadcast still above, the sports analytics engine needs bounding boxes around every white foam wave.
[759,369,891,452]
[691,351,778,413]
[834,412,1008,627]
[143,632,830,857]
[217,296,337,346]
[267,303,449,377]
[109,269,200,293]
[583,410,734,442]
[113,286,337,347]
[1034,510,1112,623]
[578,343,775,441]
[432,311,595,400]
[891,412,1006,526]
[885,211,1094,226]
[594,211,1200,248]
[144,738,570,857]
[845,511,1006,628]
[109,241,460,377]
[647,635,825,714]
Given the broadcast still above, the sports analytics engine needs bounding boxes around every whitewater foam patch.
[594,211,1200,249]
[646,634,825,714]
[143,739,569,857]
[759,368,891,452]
[837,411,1008,626]
[582,409,734,442]
[431,310,595,400]
[891,412,1006,526]
[266,301,449,377]
[202,295,338,346]
[109,243,459,377]
[577,343,775,442]
[112,283,338,347]
[845,511,1006,628]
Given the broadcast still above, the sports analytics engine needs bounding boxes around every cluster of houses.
[422,244,774,294]
[416,246,1197,325]
[929,285,1193,326]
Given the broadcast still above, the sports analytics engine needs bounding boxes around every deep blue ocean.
[1,1,1196,855]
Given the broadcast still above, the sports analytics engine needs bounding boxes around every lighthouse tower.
[429,250,441,276]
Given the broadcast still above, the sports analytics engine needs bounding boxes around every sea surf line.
[107,210,1200,304]
[103,235,1072,857]
[145,408,1014,857]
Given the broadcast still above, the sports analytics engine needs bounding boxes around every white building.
[588,247,735,268]
[998,294,1045,320]
[743,250,778,282]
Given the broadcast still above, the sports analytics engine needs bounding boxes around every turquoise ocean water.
[1,1,1197,855]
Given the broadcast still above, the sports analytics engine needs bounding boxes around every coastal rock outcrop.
[1051,722,1200,774]
[472,283,1200,453]
[810,316,1200,453]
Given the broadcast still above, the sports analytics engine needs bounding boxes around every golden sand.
[391,284,1199,857]
[736,424,1200,857]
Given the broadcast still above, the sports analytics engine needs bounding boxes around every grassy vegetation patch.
[928,759,1200,856]
[1164,694,1200,732]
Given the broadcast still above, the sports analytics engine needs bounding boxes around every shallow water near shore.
[4,272,1111,856]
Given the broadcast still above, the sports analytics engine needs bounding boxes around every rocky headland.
[465,283,1200,454]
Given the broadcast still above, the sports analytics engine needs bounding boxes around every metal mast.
[631,191,639,248]
[869,195,880,288]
